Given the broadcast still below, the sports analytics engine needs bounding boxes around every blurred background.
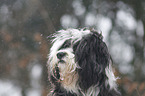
[0,0,145,96]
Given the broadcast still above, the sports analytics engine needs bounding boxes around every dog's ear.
[74,32,110,90]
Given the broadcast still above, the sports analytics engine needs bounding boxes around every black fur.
[52,86,77,96]
[58,39,71,50]
[74,32,110,91]
[98,83,120,96]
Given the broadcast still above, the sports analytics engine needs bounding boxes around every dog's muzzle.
[57,52,67,63]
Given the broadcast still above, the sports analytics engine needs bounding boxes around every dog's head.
[48,28,117,94]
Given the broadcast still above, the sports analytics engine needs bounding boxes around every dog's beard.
[49,48,79,93]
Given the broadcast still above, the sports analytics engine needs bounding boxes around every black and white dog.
[47,28,120,96]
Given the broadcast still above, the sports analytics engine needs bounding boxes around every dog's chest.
[59,67,79,94]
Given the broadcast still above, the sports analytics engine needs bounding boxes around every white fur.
[79,86,100,96]
[105,63,118,90]
[48,47,79,93]
[53,28,91,43]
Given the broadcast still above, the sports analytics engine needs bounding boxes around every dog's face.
[48,28,118,95]
[49,29,91,73]
[48,29,91,93]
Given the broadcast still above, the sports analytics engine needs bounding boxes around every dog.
[47,28,120,96]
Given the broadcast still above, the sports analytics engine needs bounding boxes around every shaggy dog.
[47,28,120,96]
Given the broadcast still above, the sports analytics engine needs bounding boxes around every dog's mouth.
[58,60,65,63]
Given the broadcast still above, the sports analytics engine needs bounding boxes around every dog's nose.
[57,52,66,59]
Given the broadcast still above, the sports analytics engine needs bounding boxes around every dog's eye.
[63,42,70,48]
[59,40,71,50]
